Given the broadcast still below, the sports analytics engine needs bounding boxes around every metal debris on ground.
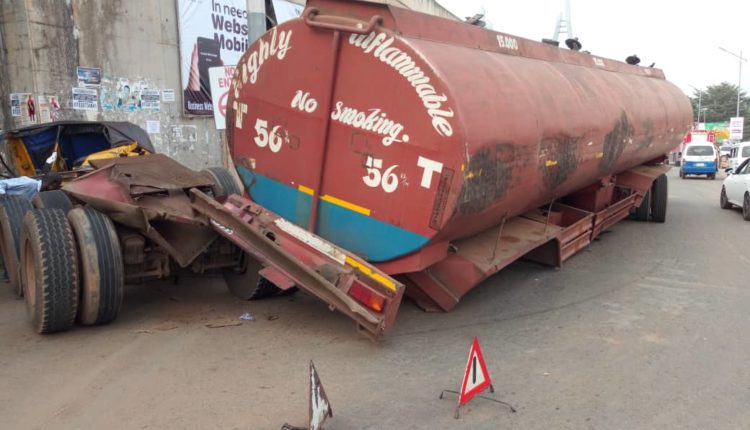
[205,319,243,328]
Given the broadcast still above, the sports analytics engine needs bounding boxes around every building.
[0,0,456,169]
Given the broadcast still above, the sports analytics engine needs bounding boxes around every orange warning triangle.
[309,360,333,430]
[458,337,492,407]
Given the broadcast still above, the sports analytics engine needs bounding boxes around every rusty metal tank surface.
[227,0,692,268]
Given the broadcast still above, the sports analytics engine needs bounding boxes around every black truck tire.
[68,208,124,326]
[33,190,74,213]
[223,252,297,300]
[202,167,242,198]
[633,190,650,222]
[650,174,668,223]
[20,209,79,334]
[0,195,33,296]
[744,193,750,221]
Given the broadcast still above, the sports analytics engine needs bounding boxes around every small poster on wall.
[77,67,103,87]
[72,87,98,111]
[140,90,161,111]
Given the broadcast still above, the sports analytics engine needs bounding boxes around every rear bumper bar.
[190,189,404,340]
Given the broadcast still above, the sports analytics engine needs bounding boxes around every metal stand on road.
[439,386,516,419]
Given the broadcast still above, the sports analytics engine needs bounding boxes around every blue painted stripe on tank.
[237,166,311,229]
[315,200,429,262]
[237,167,429,262]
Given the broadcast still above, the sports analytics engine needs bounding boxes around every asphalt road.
[1,169,748,429]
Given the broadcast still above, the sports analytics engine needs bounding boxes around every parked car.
[680,143,718,179]
[726,141,750,173]
[720,158,750,220]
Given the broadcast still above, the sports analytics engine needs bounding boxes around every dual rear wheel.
[21,207,123,333]
[633,174,668,223]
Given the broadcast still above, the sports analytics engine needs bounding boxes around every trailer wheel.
[679,170,685,179]
[708,173,716,180]
[650,174,668,223]
[0,195,33,296]
[20,209,79,333]
[32,190,73,213]
[202,167,242,198]
[720,187,732,209]
[223,252,297,300]
[68,208,124,326]
[633,190,650,222]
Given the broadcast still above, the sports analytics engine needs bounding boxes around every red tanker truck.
[226,2,691,314]
[5,0,692,339]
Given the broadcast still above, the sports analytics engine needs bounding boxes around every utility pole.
[688,85,702,126]
[718,47,747,117]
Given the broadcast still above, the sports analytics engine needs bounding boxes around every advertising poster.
[77,67,102,87]
[177,0,250,116]
[72,87,98,111]
[10,93,36,125]
[208,65,236,129]
[10,94,22,117]
[37,95,61,124]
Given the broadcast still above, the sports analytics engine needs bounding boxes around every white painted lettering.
[417,156,443,189]
[234,102,248,129]
[331,101,409,146]
[246,27,293,85]
[291,90,318,113]
[349,32,454,137]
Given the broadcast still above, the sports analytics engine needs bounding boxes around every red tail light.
[348,281,386,313]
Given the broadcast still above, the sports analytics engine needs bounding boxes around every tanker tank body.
[227,0,692,314]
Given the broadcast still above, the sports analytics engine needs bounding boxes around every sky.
[437,0,750,98]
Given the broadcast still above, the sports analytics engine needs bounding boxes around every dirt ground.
[1,169,748,429]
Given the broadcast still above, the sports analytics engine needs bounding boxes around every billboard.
[177,0,250,116]
[729,117,744,140]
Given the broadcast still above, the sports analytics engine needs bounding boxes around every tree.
[690,82,748,123]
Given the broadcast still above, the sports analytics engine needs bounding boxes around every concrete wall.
[0,0,222,169]
[0,0,455,166]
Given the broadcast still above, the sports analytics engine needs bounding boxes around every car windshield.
[743,146,750,157]
[686,146,714,156]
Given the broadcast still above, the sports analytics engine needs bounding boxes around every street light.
[688,84,702,124]
[718,46,748,117]
[701,108,708,126]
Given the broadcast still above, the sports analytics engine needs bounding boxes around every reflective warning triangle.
[458,337,492,407]
[309,360,333,430]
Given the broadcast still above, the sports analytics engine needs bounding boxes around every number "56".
[254,118,284,153]
[363,156,399,193]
